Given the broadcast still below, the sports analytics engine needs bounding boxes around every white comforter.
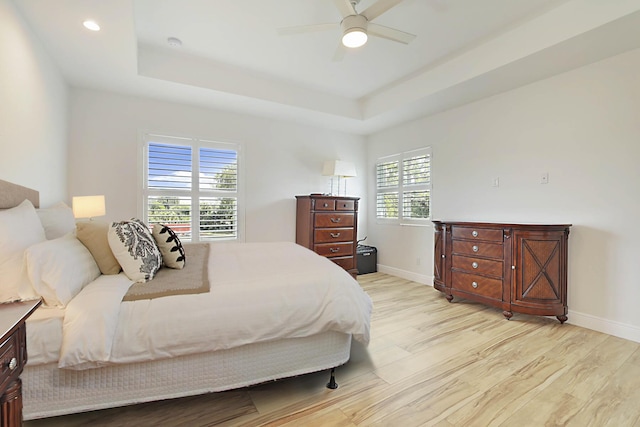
[58,242,372,370]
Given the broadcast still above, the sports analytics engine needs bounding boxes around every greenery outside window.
[141,133,242,242]
[376,147,431,225]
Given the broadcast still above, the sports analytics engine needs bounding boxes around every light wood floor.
[25,272,640,426]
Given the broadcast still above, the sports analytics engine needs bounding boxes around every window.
[141,133,242,242]
[376,147,431,224]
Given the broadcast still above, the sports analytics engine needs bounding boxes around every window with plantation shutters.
[376,148,431,225]
[142,134,242,242]
[376,158,399,219]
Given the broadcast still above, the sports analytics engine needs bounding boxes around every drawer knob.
[472,262,479,269]
[472,281,478,289]
[330,248,339,253]
[8,357,17,370]
[323,203,329,207]
[472,230,478,237]
[330,217,341,223]
[330,232,341,238]
[472,245,479,252]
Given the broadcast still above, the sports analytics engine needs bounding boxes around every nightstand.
[0,299,41,427]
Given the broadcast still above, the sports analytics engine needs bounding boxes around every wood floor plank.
[24,272,640,427]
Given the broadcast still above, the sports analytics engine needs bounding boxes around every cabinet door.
[433,223,446,290]
[512,229,568,314]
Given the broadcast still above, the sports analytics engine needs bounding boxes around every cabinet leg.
[445,294,454,303]
[502,311,513,320]
[0,378,22,427]
[557,315,568,324]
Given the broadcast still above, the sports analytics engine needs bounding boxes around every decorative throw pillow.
[76,221,121,275]
[152,224,186,269]
[36,201,76,240]
[0,199,46,302]
[25,233,101,307]
[108,219,162,282]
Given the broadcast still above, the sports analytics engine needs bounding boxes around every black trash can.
[357,244,377,275]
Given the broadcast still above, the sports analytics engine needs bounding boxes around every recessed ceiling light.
[167,37,182,48]
[83,20,100,31]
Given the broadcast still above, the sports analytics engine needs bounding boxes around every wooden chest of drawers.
[433,221,570,322]
[296,195,359,278]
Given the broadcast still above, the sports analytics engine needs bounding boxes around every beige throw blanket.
[123,243,210,301]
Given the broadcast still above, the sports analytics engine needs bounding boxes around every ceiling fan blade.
[361,0,403,21]
[277,23,338,36]
[368,23,416,44]
[333,0,356,18]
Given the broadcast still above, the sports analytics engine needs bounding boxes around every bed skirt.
[23,331,352,420]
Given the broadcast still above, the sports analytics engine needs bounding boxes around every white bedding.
[26,306,64,365]
[52,242,371,370]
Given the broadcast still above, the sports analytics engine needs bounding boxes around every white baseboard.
[376,268,640,344]
[567,310,640,344]
[377,264,432,285]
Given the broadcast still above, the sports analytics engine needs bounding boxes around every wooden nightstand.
[0,299,41,427]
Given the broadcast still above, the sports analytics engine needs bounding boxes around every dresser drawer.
[451,272,502,300]
[314,199,336,210]
[314,228,354,243]
[331,256,354,270]
[452,255,503,277]
[0,326,22,393]
[452,240,503,259]
[314,242,353,257]
[335,200,355,211]
[452,226,503,242]
[315,213,354,228]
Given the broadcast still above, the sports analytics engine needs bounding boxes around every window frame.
[376,147,431,226]
[139,132,245,242]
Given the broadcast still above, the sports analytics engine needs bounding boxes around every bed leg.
[326,367,338,389]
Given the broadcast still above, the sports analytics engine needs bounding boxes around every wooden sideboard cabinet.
[296,195,359,278]
[0,299,41,427]
[433,221,571,323]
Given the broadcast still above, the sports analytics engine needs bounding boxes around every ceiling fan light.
[342,28,368,48]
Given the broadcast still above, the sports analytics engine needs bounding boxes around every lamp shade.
[322,160,357,177]
[72,195,106,219]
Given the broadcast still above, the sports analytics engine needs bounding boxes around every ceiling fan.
[278,0,416,58]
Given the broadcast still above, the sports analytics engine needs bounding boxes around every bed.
[0,179,372,420]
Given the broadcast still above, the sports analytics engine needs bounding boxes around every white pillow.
[25,233,101,307]
[0,199,46,302]
[152,224,186,269]
[108,219,162,282]
[36,201,76,240]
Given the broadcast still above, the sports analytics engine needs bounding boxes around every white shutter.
[375,148,431,224]
[143,135,241,242]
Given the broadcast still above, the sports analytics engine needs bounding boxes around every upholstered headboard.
[0,179,39,209]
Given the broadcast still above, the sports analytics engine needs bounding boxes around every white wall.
[68,88,367,243]
[0,0,68,205]
[367,47,640,342]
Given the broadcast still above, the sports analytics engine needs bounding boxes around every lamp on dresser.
[322,160,357,196]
